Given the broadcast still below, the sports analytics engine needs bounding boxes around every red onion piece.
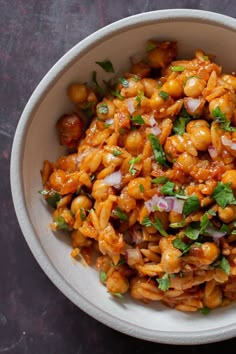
[151,125,161,135]
[106,118,114,125]
[145,195,184,214]
[126,248,142,266]
[184,98,202,114]
[126,98,135,114]
[208,145,218,158]
[103,170,122,189]
[149,114,156,127]
[221,136,232,147]
[205,227,227,239]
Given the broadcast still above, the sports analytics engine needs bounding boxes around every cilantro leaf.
[184,226,199,240]
[112,148,122,156]
[118,77,129,88]
[54,215,71,231]
[151,176,169,185]
[212,182,235,208]
[172,238,190,253]
[173,116,191,135]
[183,195,200,215]
[135,91,144,107]
[113,207,128,221]
[219,256,230,275]
[198,307,211,315]
[212,106,236,132]
[109,292,124,299]
[148,134,168,167]
[99,270,107,282]
[139,184,144,193]
[156,273,171,292]
[158,91,169,101]
[128,156,141,175]
[141,216,168,237]
[131,115,145,125]
[160,181,175,196]
[96,59,114,73]
[97,102,108,114]
[39,189,61,209]
[171,65,185,72]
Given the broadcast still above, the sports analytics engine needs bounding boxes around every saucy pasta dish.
[40,40,236,313]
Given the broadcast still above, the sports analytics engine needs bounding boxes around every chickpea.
[168,210,183,224]
[142,78,158,98]
[106,271,129,294]
[92,180,113,202]
[161,248,182,273]
[147,41,177,68]
[117,186,136,212]
[131,61,151,78]
[218,205,236,223]
[209,94,235,120]
[56,113,83,149]
[71,195,92,214]
[164,135,185,162]
[187,120,211,151]
[221,74,236,91]
[203,285,223,309]
[201,242,220,264]
[150,91,166,110]
[222,170,236,189]
[96,99,116,120]
[176,152,198,174]
[102,152,121,168]
[48,170,67,192]
[124,130,144,155]
[127,177,151,199]
[67,83,88,103]
[55,153,78,172]
[162,79,183,98]
[71,229,92,248]
[183,76,206,97]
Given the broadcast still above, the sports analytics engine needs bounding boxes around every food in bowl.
[40,39,236,313]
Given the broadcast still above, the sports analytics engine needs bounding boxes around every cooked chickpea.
[147,41,177,68]
[168,210,183,224]
[176,152,198,174]
[142,78,158,97]
[162,79,183,98]
[209,94,235,120]
[183,76,206,97]
[222,170,236,189]
[150,91,166,110]
[106,271,129,294]
[187,120,211,151]
[56,113,83,149]
[71,229,92,248]
[67,83,88,103]
[92,180,113,202]
[218,205,236,223]
[124,130,144,155]
[201,242,220,264]
[131,61,151,78]
[48,170,67,192]
[71,195,92,214]
[203,285,223,309]
[96,99,116,120]
[221,74,236,91]
[161,248,182,273]
[127,177,151,199]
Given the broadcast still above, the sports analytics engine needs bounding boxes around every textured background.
[1,1,236,353]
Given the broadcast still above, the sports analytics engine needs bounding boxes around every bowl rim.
[10,9,236,345]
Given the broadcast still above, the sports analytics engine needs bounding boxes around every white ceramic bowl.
[10,9,236,345]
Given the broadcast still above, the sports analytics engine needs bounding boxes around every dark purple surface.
[1,1,236,353]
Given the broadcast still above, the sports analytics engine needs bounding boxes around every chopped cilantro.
[220,224,230,235]
[54,215,71,231]
[219,256,230,275]
[212,182,235,208]
[79,208,86,221]
[151,176,169,185]
[156,273,171,292]
[99,270,107,283]
[39,189,61,209]
[172,238,190,253]
[148,134,168,167]
[160,181,175,196]
[169,221,186,228]
[171,65,185,72]
[203,56,209,61]
[135,91,144,107]
[91,71,105,97]
[212,106,236,132]
[97,102,108,114]
[131,115,145,125]
[141,216,168,237]
[113,207,128,221]
[173,116,191,135]
[184,226,199,240]
[96,59,114,73]
[112,148,122,156]
[128,156,141,175]
[183,195,200,215]
[198,307,211,315]
[118,77,129,88]
[146,42,157,51]
[158,91,169,101]
[139,184,144,193]
[111,89,124,100]
[109,292,124,299]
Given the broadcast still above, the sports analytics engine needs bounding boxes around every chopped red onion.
[149,114,156,127]
[126,248,142,266]
[126,98,135,114]
[151,125,161,135]
[221,136,232,147]
[205,227,227,238]
[106,118,114,125]
[184,98,202,114]
[77,149,91,164]
[208,145,218,158]
[103,170,122,189]
[145,195,184,214]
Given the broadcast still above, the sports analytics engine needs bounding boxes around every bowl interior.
[11,10,236,344]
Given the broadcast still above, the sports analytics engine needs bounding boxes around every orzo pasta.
[40,40,236,313]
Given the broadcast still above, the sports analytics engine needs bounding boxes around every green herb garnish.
[184,226,200,240]
[141,216,168,237]
[131,115,145,125]
[146,42,157,51]
[173,116,191,135]
[111,89,125,100]
[113,207,128,221]
[135,91,144,107]
[156,273,171,292]
[99,270,107,282]
[139,184,144,193]
[219,256,230,275]
[128,156,141,175]
[79,208,86,221]
[39,189,61,209]
[97,102,109,114]
[54,215,71,231]
[96,59,114,73]
[212,106,236,132]
[118,77,129,88]
[160,181,175,196]
[151,176,169,185]
[199,307,211,315]
[158,91,169,101]
[183,195,200,215]
[148,134,168,167]
[212,182,235,208]
[171,65,185,72]
[109,292,124,299]
[112,148,122,156]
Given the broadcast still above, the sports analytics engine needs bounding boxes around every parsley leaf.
[171,65,185,72]
[212,182,235,208]
[151,176,169,185]
[128,156,141,175]
[183,195,200,215]
[198,307,211,315]
[141,216,168,237]
[156,273,171,292]
[135,91,144,107]
[173,116,191,135]
[118,77,129,88]
[146,42,157,51]
[139,184,144,193]
[96,59,114,73]
[184,226,199,240]
[39,189,61,209]
[54,215,71,231]
[111,89,124,100]
[112,148,122,156]
[99,270,107,283]
[97,102,108,114]
[172,238,190,253]
[109,292,124,299]
[131,115,145,125]
[148,134,168,167]
[91,71,105,97]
